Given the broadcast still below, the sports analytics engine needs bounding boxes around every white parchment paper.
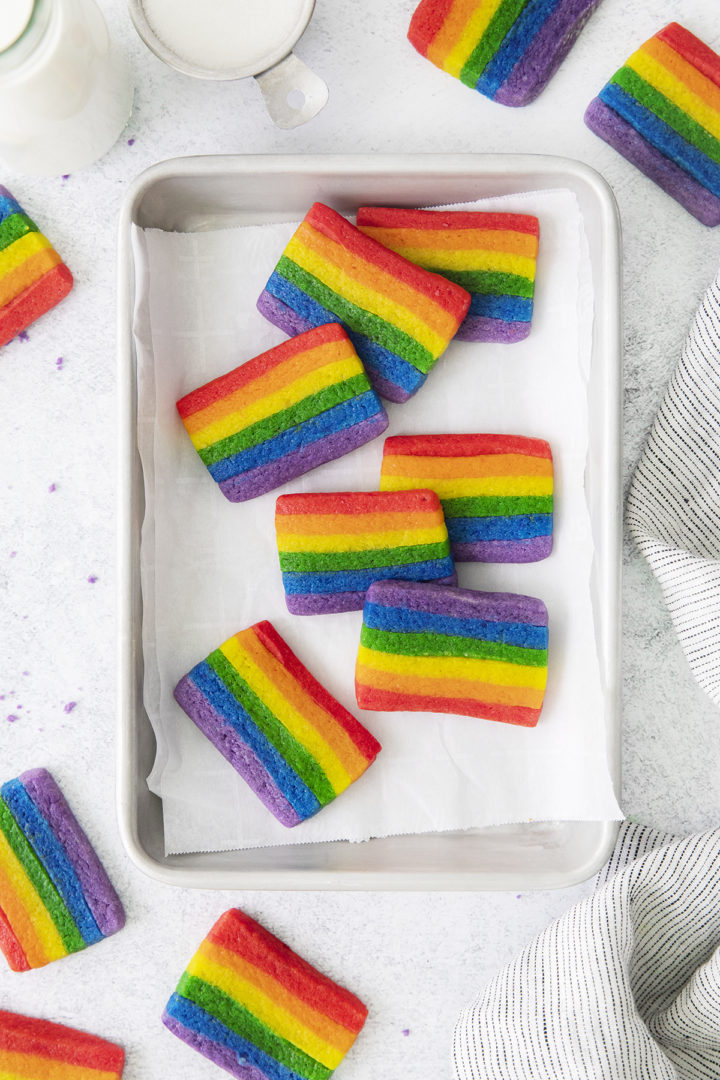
[132,189,623,856]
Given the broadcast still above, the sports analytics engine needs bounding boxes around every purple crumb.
[6,715,18,723]
[9,551,16,558]
[18,331,29,342]
[48,483,56,493]
[87,575,98,583]
[63,701,77,714]
[22,671,29,676]
[62,174,70,181]
[56,357,64,370]
[402,1029,410,1037]
[127,138,135,146]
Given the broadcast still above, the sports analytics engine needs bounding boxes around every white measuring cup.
[127,0,328,129]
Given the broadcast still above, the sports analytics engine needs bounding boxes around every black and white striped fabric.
[626,270,720,706]
[453,823,720,1079]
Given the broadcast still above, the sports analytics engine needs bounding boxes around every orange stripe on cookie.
[275,508,439,536]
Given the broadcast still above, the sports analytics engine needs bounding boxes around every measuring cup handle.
[254,52,328,129]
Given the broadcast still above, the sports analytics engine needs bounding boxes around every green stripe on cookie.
[0,213,37,253]
[442,495,553,518]
[177,974,331,1080]
[206,650,336,806]
[276,257,437,373]
[0,798,85,954]
[199,374,371,466]
[360,625,548,666]
[459,0,531,87]
[279,540,451,573]
[441,268,535,297]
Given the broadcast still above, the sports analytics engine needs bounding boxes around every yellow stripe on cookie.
[356,645,547,689]
[276,525,448,554]
[379,475,553,498]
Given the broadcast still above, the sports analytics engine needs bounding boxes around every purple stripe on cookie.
[19,768,125,936]
[256,289,315,337]
[455,317,532,343]
[452,535,553,563]
[366,368,412,403]
[162,1011,268,1080]
[494,0,601,107]
[584,97,720,227]
[366,579,548,625]
[286,590,369,615]
[286,572,458,615]
[173,676,301,827]
[218,411,389,502]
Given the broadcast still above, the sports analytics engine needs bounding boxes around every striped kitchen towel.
[626,268,720,707]
[453,823,720,1079]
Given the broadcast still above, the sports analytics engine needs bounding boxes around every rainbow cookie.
[276,490,457,615]
[356,580,548,726]
[408,0,602,107]
[174,620,381,828]
[380,433,553,562]
[0,1009,125,1078]
[356,207,539,343]
[585,24,720,226]
[0,186,73,347]
[163,907,368,1080]
[176,324,388,502]
[0,768,125,972]
[256,202,470,403]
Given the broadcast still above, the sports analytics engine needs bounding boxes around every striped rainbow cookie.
[176,324,388,502]
[163,907,368,1080]
[408,0,602,107]
[0,1009,124,1078]
[379,433,553,562]
[356,207,539,343]
[256,202,470,403]
[174,620,381,827]
[0,768,125,972]
[0,186,73,347]
[585,23,720,226]
[356,579,549,727]
[275,489,457,615]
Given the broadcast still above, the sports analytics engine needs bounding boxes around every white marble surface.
[1,0,719,1076]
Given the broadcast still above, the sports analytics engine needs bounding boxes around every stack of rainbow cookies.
[176,324,388,502]
[275,490,457,615]
[379,433,553,562]
[355,580,549,727]
[585,23,720,226]
[407,0,603,107]
[257,202,471,402]
[357,207,539,343]
[0,1010,125,1078]
[163,907,368,1079]
[0,768,125,972]
[0,185,73,347]
[174,620,381,827]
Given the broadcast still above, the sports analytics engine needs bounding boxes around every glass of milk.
[128,0,328,129]
[0,0,134,176]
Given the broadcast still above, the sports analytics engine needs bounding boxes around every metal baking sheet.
[117,153,622,889]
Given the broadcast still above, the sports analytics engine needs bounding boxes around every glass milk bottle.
[0,0,134,175]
